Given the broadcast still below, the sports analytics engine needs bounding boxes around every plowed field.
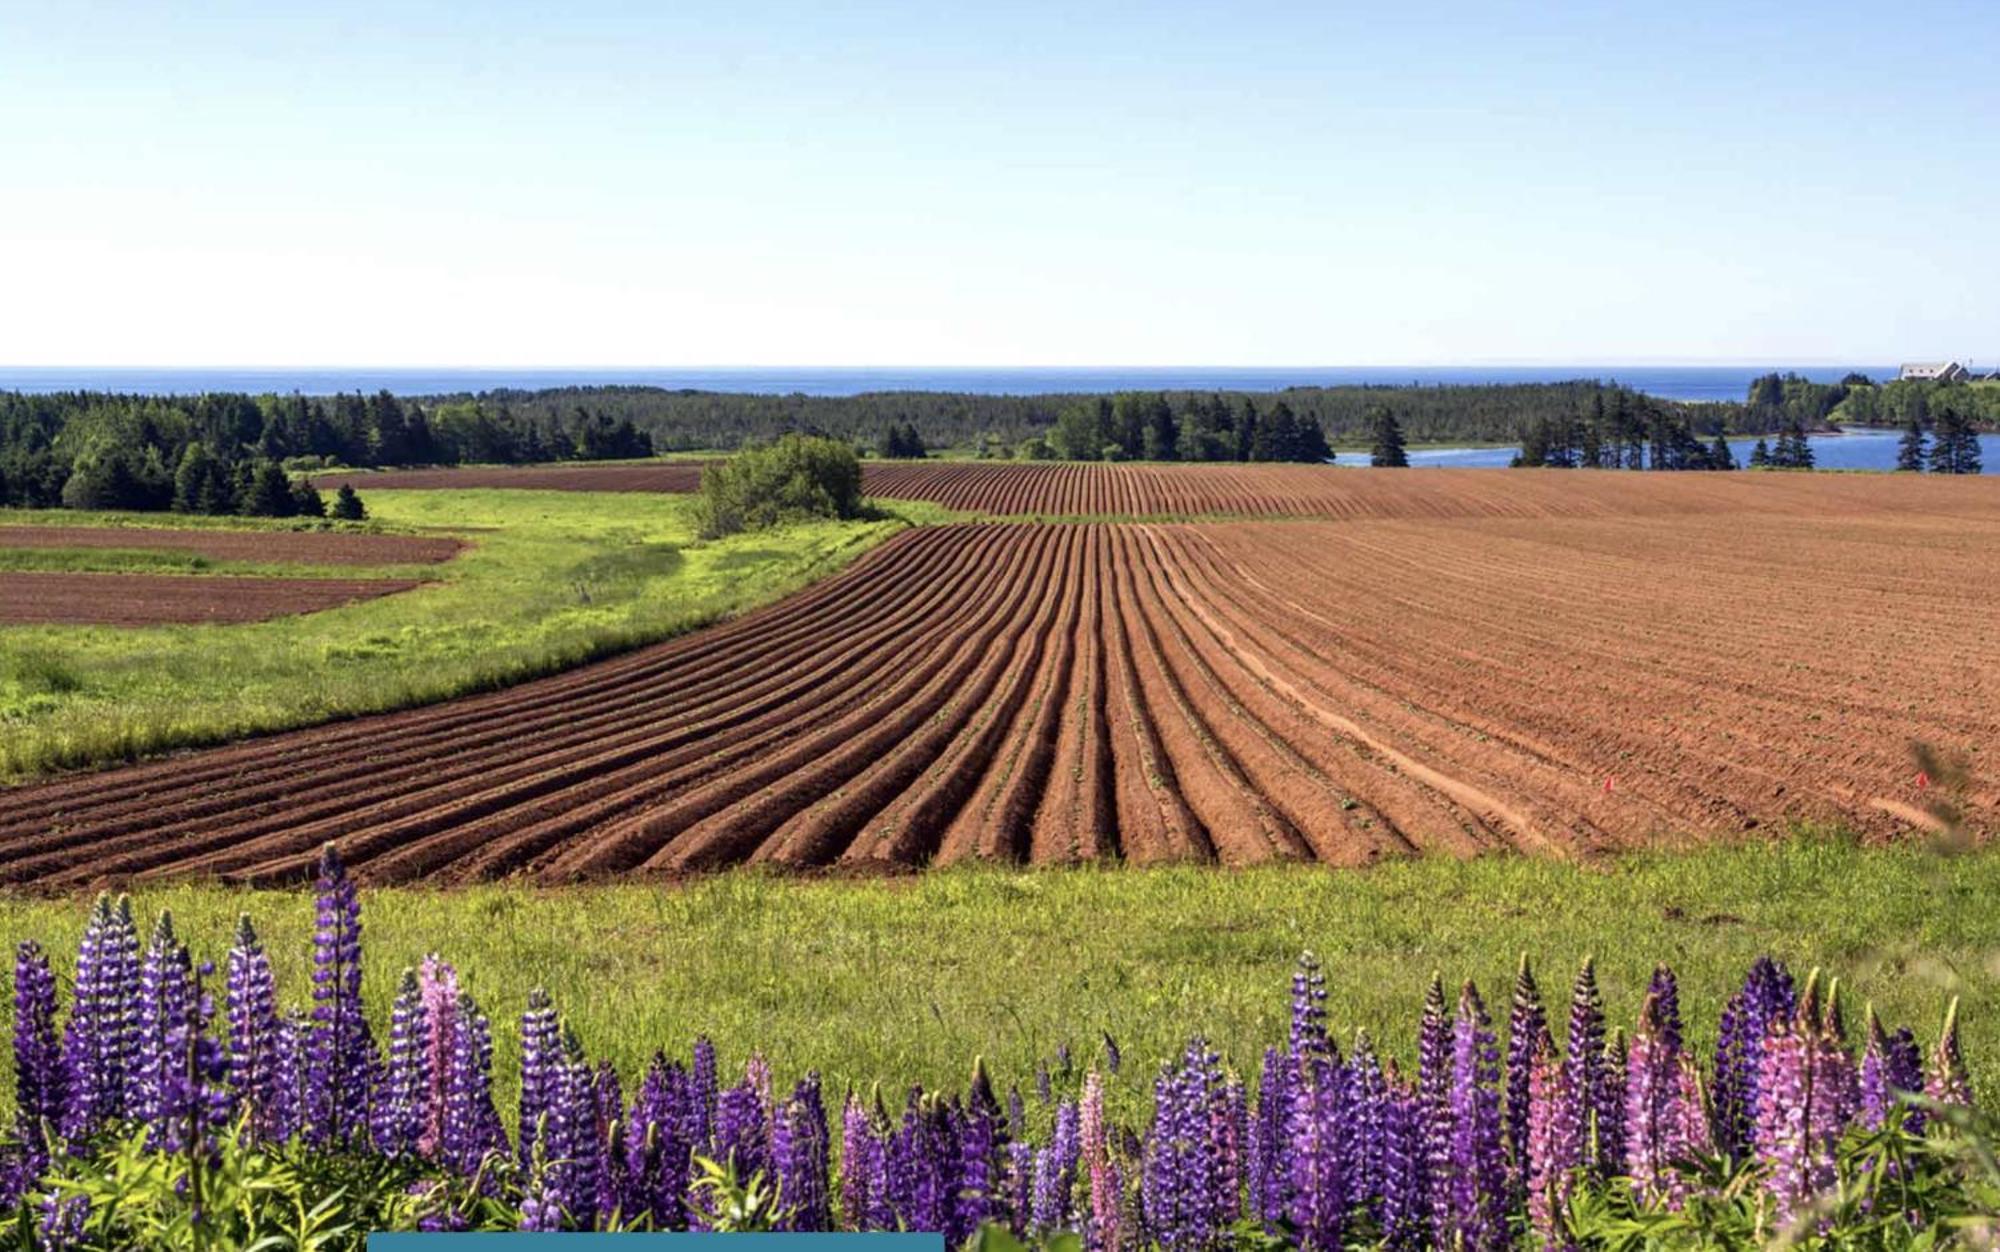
[336,460,2000,523]
[0,572,427,625]
[3,506,1993,888]
[0,525,461,565]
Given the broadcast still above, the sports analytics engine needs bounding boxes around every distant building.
[1898,361,1970,382]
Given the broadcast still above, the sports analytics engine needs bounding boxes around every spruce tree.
[1709,429,1736,470]
[1749,438,1770,468]
[332,484,367,521]
[1896,416,1927,472]
[241,461,299,517]
[1370,407,1409,467]
[292,481,327,517]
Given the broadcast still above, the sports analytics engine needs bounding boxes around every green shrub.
[694,434,864,538]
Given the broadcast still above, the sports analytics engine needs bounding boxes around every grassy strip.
[0,837,1987,1118]
[0,547,447,579]
[0,490,920,781]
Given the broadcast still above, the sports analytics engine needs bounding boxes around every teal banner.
[370,1238,943,1250]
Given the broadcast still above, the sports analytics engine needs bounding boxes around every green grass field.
[0,491,924,781]
[0,836,1987,1120]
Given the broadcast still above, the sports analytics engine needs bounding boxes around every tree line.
[0,390,651,514]
[1509,389,1745,470]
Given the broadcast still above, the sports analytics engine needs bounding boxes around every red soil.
[2,483,1994,887]
[0,572,426,626]
[0,524,461,566]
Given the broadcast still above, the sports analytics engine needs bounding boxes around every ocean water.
[1399,426,1999,474]
[0,364,1896,403]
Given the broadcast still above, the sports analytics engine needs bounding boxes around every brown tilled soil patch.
[0,572,425,626]
[2,474,1996,888]
[0,524,462,565]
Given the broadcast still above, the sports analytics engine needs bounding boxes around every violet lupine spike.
[953,1096,998,1245]
[306,844,376,1147]
[1250,1046,1292,1231]
[841,1091,887,1231]
[1928,996,1971,1110]
[1505,954,1548,1197]
[595,1061,628,1226]
[1291,952,1330,1061]
[1623,988,1694,1208]
[1754,969,1859,1228]
[375,968,428,1157]
[1377,1078,1428,1252]
[774,1073,831,1231]
[131,910,196,1144]
[417,955,460,1158]
[12,940,65,1162]
[1559,956,1607,1178]
[271,1008,308,1144]
[1081,1070,1119,1252]
[518,987,561,1169]
[715,1076,770,1183]
[886,1089,952,1237]
[1343,1030,1387,1229]
[1525,1034,1580,1250]
[61,893,140,1140]
[1647,965,1683,1054]
[690,1036,719,1154]
[545,1027,604,1231]
[442,992,505,1175]
[1031,1097,1080,1233]
[1711,956,1795,1162]
[1595,1028,1628,1178]
[1860,1006,1926,1133]
[224,915,284,1144]
[1285,1050,1347,1251]
[1441,981,1508,1252]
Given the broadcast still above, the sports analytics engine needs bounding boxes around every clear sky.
[2,1,1995,367]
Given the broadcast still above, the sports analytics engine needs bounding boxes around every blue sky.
[2,1,1995,366]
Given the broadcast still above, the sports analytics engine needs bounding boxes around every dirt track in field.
[0,524,461,566]
[0,572,426,626]
[2,491,1994,888]
[334,458,2000,523]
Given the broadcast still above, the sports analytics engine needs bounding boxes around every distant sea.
[0,365,1898,404]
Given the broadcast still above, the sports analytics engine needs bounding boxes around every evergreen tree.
[1709,429,1736,470]
[240,461,299,517]
[1295,415,1333,464]
[59,447,148,511]
[1748,438,1770,468]
[1369,407,1409,467]
[1895,416,1927,472]
[292,481,327,517]
[172,441,231,513]
[331,483,367,521]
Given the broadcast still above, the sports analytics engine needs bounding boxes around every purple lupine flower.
[1417,973,1452,1243]
[306,844,375,1146]
[518,988,561,1168]
[1031,1097,1080,1233]
[1377,1073,1429,1252]
[269,1008,308,1144]
[1647,965,1683,1053]
[841,1090,888,1230]
[1249,1046,1292,1230]
[594,1060,627,1225]
[1081,1071,1116,1252]
[539,1026,604,1230]
[1005,1139,1033,1237]
[715,1075,771,1182]
[1143,1038,1240,1251]
[1505,954,1548,1198]
[1285,1050,1348,1250]
[131,910,196,1144]
[1343,1031,1388,1228]
[1859,1006,1926,1134]
[1525,1033,1580,1249]
[1711,956,1795,1162]
[1291,952,1329,1060]
[417,956,459,1157]
[690,1036,719,1153]
[224,916,284,1143]
[1928,996,1971,1110]
[37,1191,89,1250]
[1624,987,1694,1208]
[953,1096,998,1245]
[1596,1028,1628,1177]
[1558,957,1606,1179]
[773,1073,831,1231]
[885,1089,952,1236]
[1102,1032,1122,1076]
[374,968,427,1156]
[1037,1062,1054,1106]
[61,893,140,1139]
[441,992,505,1175]
[1755,970,1858,1227]
[1440,981,1507,1252]
[13,940,66,1162]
